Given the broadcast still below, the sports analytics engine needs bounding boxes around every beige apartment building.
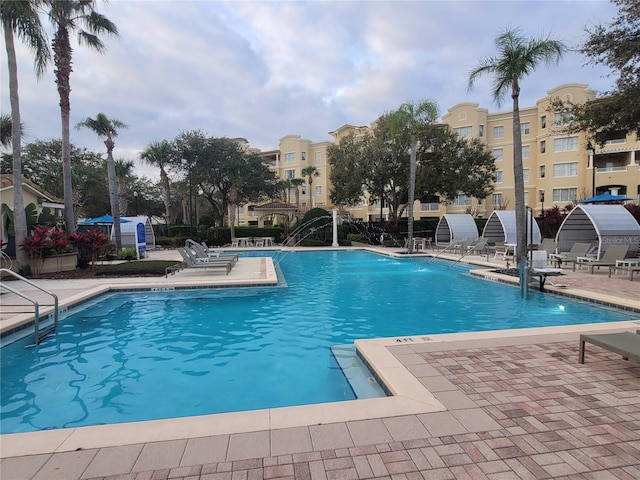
[236,83,639,227]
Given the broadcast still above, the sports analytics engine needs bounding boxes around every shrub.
[117,248,138,260]
[95,260,179,276]
[21,225,74,259]
[69,229,110,268]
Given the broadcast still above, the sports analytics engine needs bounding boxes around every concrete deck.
[1,247,639,479]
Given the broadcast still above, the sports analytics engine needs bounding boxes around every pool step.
[331,344,386,399]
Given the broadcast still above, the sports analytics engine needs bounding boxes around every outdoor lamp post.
[587,143,595,196]
[133,191,138,216]
[181,156,194,237]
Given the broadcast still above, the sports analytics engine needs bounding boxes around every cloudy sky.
[1,0,618,180]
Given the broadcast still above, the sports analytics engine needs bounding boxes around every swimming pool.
[1,250,636,433]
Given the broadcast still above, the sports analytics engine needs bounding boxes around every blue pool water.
[1,250,636,433]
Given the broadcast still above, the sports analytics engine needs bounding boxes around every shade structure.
[580,193,633,204]
[555,204,640,258]
[434,214,479,245]
[117,216,156,256]
[79,215,131,225]
[482,210,541,246]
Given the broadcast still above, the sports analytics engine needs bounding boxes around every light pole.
[133,191,138,216]
[181,156,193,237]
[587,143,595,196]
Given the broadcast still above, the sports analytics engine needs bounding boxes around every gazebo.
[555,204,640,257]
[434,214,479,245]
[482,210,541,246]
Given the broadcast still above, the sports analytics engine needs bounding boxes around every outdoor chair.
[186,240,238,265]
[176,247,233,275]
[550,242,592,270]
[529,250,564,291]
[583,245,630,274]
[467,237,489,257]
[493,241,507,261]
[579,330,640,364]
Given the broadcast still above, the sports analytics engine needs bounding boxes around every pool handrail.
[0,268,59,344]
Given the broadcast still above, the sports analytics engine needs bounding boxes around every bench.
[579,331,640,364]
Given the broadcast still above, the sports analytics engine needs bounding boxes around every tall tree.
[140,140,175,223]
[1,0,50,270]
[468,27,565,282]
[114,158,134,215]
[290,177,305,208]
[556,0,639,144]
[76,113,128,249]
[0,113,13,147]
[390,100,439,253]
[47,0,118,233]
[301,165,320,209]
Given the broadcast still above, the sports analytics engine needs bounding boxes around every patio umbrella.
[79,215,131,224]
[579,193,632,204]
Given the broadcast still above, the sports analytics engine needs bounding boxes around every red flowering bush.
[69,229,110,267]
[20,226,72,259]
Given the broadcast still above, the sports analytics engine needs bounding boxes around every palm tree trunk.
[53,27,76,233]
[4,23,28,270]
[407,134,417,254]
[160,167,172,221]
[511,87,527,270]
[229,183,237,239]
[105,141,122,250]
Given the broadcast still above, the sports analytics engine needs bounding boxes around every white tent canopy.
[434,214,479,244]
[555,204,640,257]
[482,210,541,246]
[114,216,156,257]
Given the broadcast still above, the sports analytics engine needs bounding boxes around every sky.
[1,0,619,181]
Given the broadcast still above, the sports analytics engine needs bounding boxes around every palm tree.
[114,159,134,215]
[290,178,305,207]
[140,140,174,223]
[390,99,439,253]
[1,0,50,271]
[301,165,320,209]
[76,113,128,249]
[0,113,13,147]
[47,0,118,233]
[468,27,565,282]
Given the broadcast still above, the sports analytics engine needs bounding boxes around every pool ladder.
[0,268,59,345]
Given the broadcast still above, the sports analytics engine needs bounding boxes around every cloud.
[1,0,618,181]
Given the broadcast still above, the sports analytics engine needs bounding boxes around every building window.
[285,169,295,179]
[554,112,573,126]
[524,191,529,206]
[523,169,530,182]
[492,193,503,206]
[301,152,306,162]
[453,194,471,206]
[493,125,504,138]
[315,186,322,196]
[540,165,545,178]
[553,162,578,177]
[553,188,577,202]
[554,136,579,152]
[540,140,546,153]
[522,145,530,159]
[495,171,503,183]
[285,152,296,163]
[479,125,484,137]
[315,152,322,164]
[521,122,530,135]
[492,148,503,161]
[540,116,546,129]
[420,201,440,212]
[453,126,472,139]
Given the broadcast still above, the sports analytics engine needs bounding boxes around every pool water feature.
[1,250,636,433]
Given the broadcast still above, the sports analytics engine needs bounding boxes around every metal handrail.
[0,268,59,344]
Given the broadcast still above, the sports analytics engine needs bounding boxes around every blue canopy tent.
[79,215,131,225]
[580,193,632,204]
